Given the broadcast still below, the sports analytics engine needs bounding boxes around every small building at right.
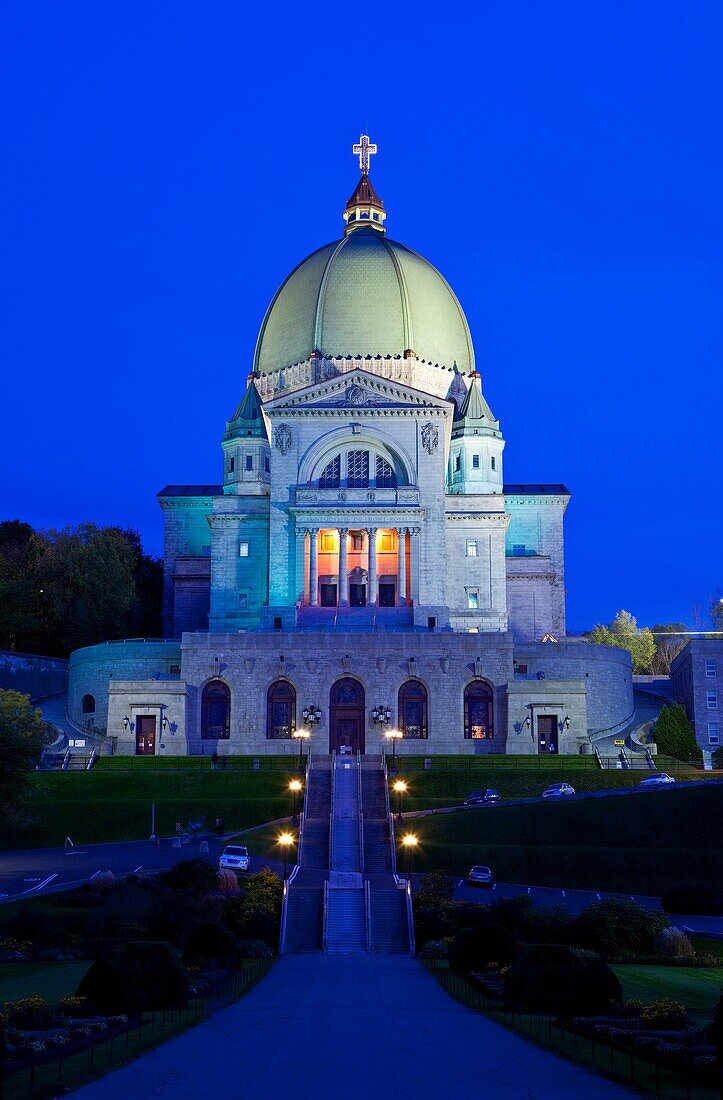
[671,638,722,754]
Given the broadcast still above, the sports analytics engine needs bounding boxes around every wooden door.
[537,715,558,754]
[135,715,156,755]
[329,678,365,754]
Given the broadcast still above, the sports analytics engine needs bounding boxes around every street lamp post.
[392,779,407,822]
[385,728,402,772]
[278,832,294,882]
[401,834,418,883]
[292,728,311,770]
[289,778,302,821]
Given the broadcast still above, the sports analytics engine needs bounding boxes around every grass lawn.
[612,964,723,1021]
[4,769,303,849]
[0,960,91,1004]
[400,783,723,894]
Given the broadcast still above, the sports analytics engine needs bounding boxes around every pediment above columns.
[263,370,453,416]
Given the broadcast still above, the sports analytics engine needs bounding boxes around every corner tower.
[448,371,505,493]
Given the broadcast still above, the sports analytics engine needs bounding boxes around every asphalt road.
[0,836,282,904]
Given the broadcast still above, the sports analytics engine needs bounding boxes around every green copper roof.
[224,378,268,442]
[253,227,475,375]
[452,372,499,437]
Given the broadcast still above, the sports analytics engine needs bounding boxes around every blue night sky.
[1,2,721,633]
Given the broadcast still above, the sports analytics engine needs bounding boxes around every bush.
[182,922,241,970]
[505,945,622,1017]
[661,886,723,916]
[710,991,723,1063]
[236,939,274,959]
[91,870,115,892]
[159,858,218,894]
[640,999,689,1031]
[448,922,518,974]
[653,704,701,760]
[3,996,54,1029]
[221,870,282,949]
[417,939,450,959]
[712,747,723,771]
[521,905,574,945]
[217,869,240,894]
[572,898,668,958]
[414,872,456,906]
[76,941,189,1014]
[655,927,694,959]
[487,896,535,932]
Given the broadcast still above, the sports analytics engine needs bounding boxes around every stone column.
[338,527,349,606]
[397,526,407,605]
[367,527,378,606]
[409,526,420,604]
[309,528,319,607]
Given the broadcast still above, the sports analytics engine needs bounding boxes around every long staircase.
[281,753,414,956]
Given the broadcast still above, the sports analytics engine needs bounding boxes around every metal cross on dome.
[353,134,377,175]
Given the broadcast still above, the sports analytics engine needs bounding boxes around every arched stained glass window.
[319,455,341,488]
[201,680,231,740]
[464,680,494,739]
[266,681,296,739]
[347,450,369,487]
[375,455,397,488]
[398,680,428,739]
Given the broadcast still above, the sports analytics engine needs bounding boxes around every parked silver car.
[218,844,250,873]
[467,865,495,887]
[541,782,576,800]
[639,773,675,788]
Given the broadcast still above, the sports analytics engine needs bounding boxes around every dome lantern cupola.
[343,134,386,235]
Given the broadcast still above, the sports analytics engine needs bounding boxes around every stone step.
[284,888,324,953]
[326,889,366,954]
[370,889,410,954]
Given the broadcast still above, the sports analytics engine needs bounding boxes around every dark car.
[464,789,501,806]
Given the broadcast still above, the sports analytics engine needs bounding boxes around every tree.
[0,690,46,807]
[587,610,656,674]
[653,703,701,760]
[649,623,687,675]
[711,595,723,634]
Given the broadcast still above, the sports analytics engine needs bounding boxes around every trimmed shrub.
[572,898,668,958]
[217,869,240,894]
[448,922,518,974]
[505,945,622,1017]
[183,922,241,970]
[653,704,701,761]
[655,927,694,959]
[661,886,723,916]
[641,999,689,1031]
[76,941,189,1014]
[159,858,218,894]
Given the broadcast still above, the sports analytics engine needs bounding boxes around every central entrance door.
[329,677,365,755]
[135,715,156,755]
[349,583,366,607]
[537,714,558,754]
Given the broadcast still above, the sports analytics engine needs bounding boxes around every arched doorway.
[329,677,365,755]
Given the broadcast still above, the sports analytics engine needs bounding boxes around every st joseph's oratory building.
[68,138,634,757]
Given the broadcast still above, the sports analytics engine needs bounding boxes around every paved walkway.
[73,955,633,1099]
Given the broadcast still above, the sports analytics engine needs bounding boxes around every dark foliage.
[183,922,241,970]
[237,939,275,959]
[76,941,189,1014]
[505,945,622,1016]
[159,858,218,895]
[448,922,519,974]
[572,897,668,958]
[710,991,723,1063]
[653,704,701,761]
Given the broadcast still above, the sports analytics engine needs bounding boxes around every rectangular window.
[380,532,395,552]
[467,589,479,610]
[491,456,496,471]
[351,532,363,551]
[245,455,253,471]
[707,691,718,709]
[472,454,480,469]
[454,454,461,472]
[512,544,526,556]
[706,660,716,677]
[466,539,478,557]
[708,723,719,745]
[239,542,249,557]
[238,592,248,609]
[264,454,270,473]
[321,532,336,552]
[229,456,235,473]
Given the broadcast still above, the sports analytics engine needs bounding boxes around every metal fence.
[426,961,723,1100]
[0,960,272,1099]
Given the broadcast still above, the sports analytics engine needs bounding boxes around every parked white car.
[467,865,495,887]
[218,844,250,873]
[541,782,576,800]
[639,773,676,788]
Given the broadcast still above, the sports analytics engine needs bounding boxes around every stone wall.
[68,640,182,733]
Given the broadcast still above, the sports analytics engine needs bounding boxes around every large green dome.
[253,226,475,376]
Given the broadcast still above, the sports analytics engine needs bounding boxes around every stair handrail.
[405,878,415,956]
[381,754,397,873]
[594,746,604,770]
[322,879,329,953]
[645,746,657,770]
[61,748,72,771]
[297,758,310,867]
[85,747,97,770]
[357,752,365,872]
[364,879,372,952]
[619,746,631,770]
[279,877,289,955]
[328,752,336,871]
